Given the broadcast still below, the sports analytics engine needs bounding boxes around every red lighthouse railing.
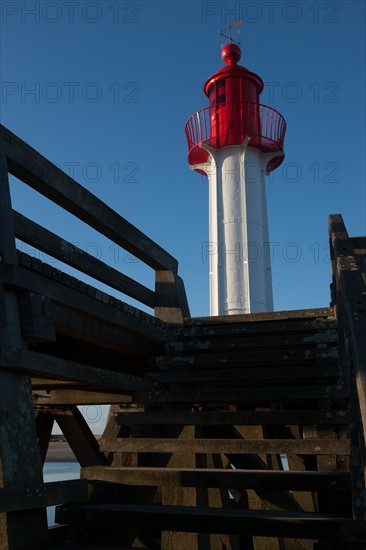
[185,102,286,173]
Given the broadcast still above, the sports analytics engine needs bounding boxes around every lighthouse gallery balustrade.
[185,102,286,172]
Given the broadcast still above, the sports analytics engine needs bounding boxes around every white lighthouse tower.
[185,38,286,316]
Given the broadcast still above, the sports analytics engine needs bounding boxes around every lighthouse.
[185,38,286,316]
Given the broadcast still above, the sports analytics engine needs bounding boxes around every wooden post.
[0,152,16,265]
[161,425,198,550]
[155,270,190,324]
[195,426,241,550]
[329,214,366,521]
[0,152,48,548]
[52,406,108,467]
[35,409,55,465]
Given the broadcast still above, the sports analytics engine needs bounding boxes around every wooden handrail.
[0,124,177,273]
[328,214,366,516]
[13,210,155,308]
[0,124,190,321]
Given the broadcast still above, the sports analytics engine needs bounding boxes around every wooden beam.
[136,385,348,404]
[33,389,133,405]
[13,210,155,308]
[0,124,178,273]
[0,479,87,512]
[82,466,350,492]
[147,364,340,384]
[52,303,162,356]
[166,332,338,353]
[52,406,107,466]
[117,409,350,426]
[32,378,82,387]
[55,503,356,541]
[0,347,146,391]
[99,438,350,455]
[155,347,338,368]
[181,317,337,339]
[185,307,335,326]
[0,261,172,343]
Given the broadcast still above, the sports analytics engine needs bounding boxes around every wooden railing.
[0,124,190,323]
[328,213,366,520]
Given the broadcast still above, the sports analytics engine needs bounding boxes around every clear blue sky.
[1,1,365,433]
[1,0,365,316]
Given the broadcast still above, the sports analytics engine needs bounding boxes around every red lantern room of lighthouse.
[185,39,286,316]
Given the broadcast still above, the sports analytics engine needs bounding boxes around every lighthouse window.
[208,79,226,106]
[217,79,226,103]
[208,84,216,107]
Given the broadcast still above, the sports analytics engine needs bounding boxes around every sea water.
[43,461,80,526]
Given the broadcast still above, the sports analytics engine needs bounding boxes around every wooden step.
[184,307,335,326]
[55,502,355,541]
[136,384,348,404]
[81,466,351,492]
[0,479,87,513]
[147,364,340,385]
[117,409,350,426]
[155,347,338,369]
[181,314,336,339]
[166,331,338,354]
[99,437,350,455]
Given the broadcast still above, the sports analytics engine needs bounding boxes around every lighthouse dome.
[221,43,241,65]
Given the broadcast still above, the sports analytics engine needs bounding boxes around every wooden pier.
[1,124,366,548]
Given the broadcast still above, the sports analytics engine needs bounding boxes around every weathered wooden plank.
[55,503,355,541]
[52,406,107,466]
[82,466,350,492]
[0,347,145,391]
[99,438,350,455]
[32,378,84,387]
[185,308,335,326]
[0,124,178,272]
[34,389,133,405]
[52,303,162,356]
[14,210,155,308]
[0,479,87,512]
[136,385,348,404]
[180,318,337,340]
[0,262,172,343]
[117,409,350,426]
[147,364,340,384]
[166,332,338,354]
[155,347,338,368]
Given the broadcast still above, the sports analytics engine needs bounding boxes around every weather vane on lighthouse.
[185,28,286,316]
[218,21,242,46]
